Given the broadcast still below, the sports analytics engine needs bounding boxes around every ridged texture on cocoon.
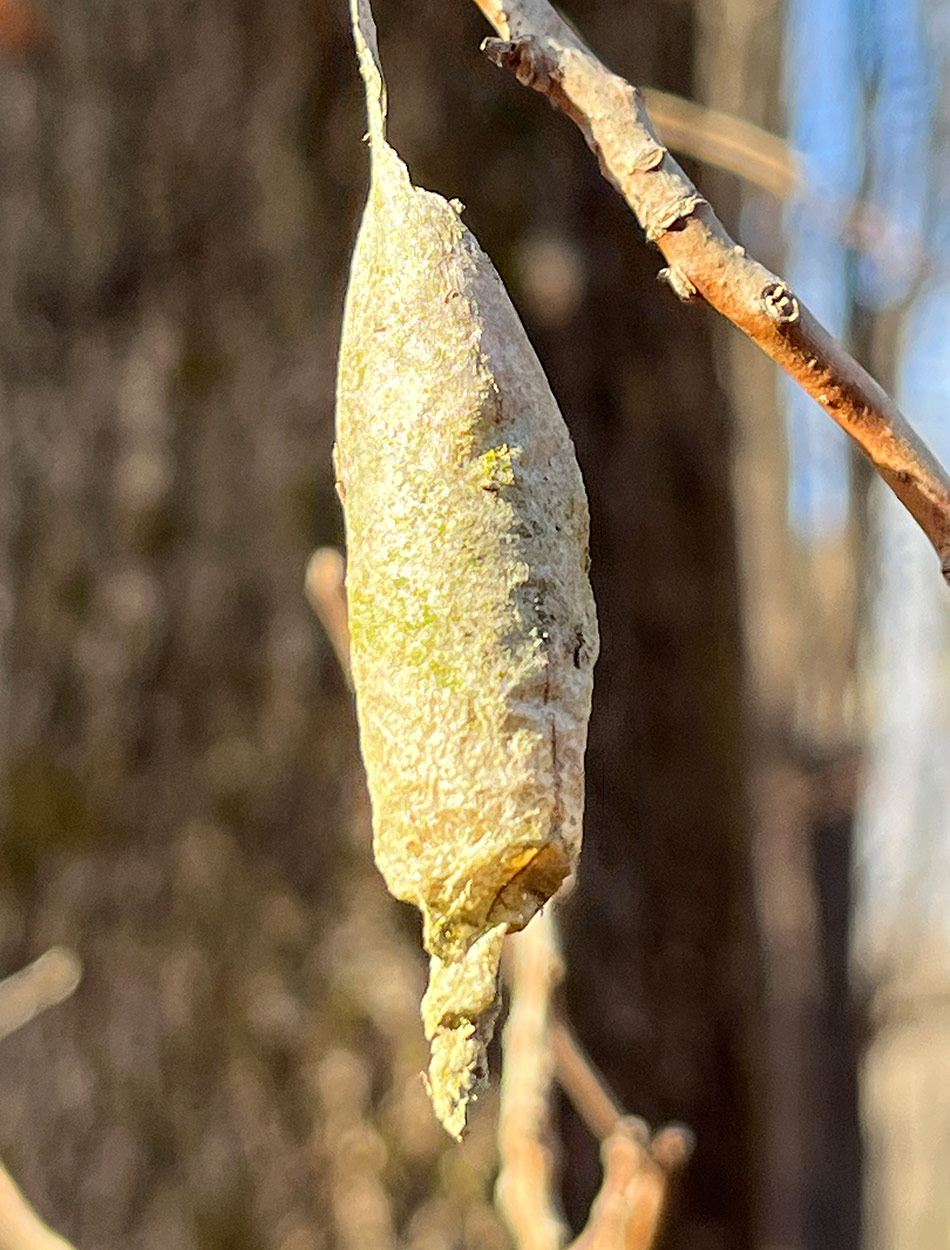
[335,0,599,1139]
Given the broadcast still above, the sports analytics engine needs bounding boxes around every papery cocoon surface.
[334,0,598,1139]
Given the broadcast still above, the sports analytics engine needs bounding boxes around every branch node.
[761,280,800,325]
[657,266,701,304]
[649,1122,696,1173]
[481,35,554,90]
[629,140,666,174]
[642,193,705,243]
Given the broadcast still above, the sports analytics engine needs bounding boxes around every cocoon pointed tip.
[423,924,507,1140]
[337,0,598,1137]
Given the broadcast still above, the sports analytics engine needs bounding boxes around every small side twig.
[642,87,799,199]
[471,0,950,584]
[0,949,82,1045]
[550,1015,694,1250]
[305,547,351,678]
[549,1021,623,1143]
[640,90,923,273]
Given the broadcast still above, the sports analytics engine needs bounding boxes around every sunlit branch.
[471,0,950,585]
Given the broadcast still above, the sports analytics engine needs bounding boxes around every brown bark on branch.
[471,0,950,584]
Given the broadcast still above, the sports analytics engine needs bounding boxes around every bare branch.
[0,952,82,1248]
[593,90,920,272]
[568,1120,694,1250]
[0,949,82,1045]
[497,912,568,1250]
[471,0,950,584]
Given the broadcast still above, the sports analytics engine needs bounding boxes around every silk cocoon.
[335,0,598,1138]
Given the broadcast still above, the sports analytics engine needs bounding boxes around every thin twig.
[0,949,82,1045]
[471,0,950,584]
[550,1020,694,1250]
[497,912,568,1250]
[643,90,923,277]
[0,952,81,1249]
[0,0,48,54]
[641,90,924,281]
[549,1021,623,1142]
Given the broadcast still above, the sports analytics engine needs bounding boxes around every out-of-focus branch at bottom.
[501,908,694,1250]
[497,913,568,1250]
[0,1165,77,1250]
[0,950,83,1250]
[570,1120,693,1250]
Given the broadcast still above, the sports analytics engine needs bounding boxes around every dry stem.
[471,0,950,584]
[569,1121,693,1250]
[500,910,694,1250]
[549,1021,623,1143]
[497,913,567,1250]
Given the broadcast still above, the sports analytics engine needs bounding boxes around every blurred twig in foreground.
[0,950,82,1250]
[501,914,694,1250]
[0,1164,77,1250]
[305,547,351,679]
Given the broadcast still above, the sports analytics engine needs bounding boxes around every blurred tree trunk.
[0,2,765,1248]
[695,4,864,1247]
